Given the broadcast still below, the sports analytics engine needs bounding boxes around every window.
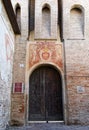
[70,6,84,38]
[42,6,51,38]
[15,4,21,30]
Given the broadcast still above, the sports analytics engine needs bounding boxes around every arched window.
[42,5,51,38]
[15,4,21,30]
[29,0,35,32]
[70,6,84,38]
[35,1,58,39]
[58,0,62,41]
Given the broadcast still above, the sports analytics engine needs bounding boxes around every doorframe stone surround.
[25,41,68,124]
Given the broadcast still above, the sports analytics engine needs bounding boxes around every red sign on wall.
[13,83,24,93]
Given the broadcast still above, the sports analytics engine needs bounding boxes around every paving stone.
[8,123,89,130]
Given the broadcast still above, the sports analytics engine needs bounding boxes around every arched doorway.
[28,65,63,121]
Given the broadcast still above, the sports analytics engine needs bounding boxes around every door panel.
[45,67,63,121]
[29,66,63,121]
[29,68,45,121]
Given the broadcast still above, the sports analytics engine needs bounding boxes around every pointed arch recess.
[70,5,84,38]
[42,4,51,38]
[15,3,21,30]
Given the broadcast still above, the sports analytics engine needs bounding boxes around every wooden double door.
[29,66,63,121]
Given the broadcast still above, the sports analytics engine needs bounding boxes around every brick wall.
[10,0,29,125]
[64,40,89,124]
[11,0,29,82]
[63,0,89,124]
[11,0,89,126]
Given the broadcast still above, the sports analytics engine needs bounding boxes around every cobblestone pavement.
[8,123,89,130]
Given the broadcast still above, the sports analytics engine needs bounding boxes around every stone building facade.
[10,0,89,125]
[1,0,89,129]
